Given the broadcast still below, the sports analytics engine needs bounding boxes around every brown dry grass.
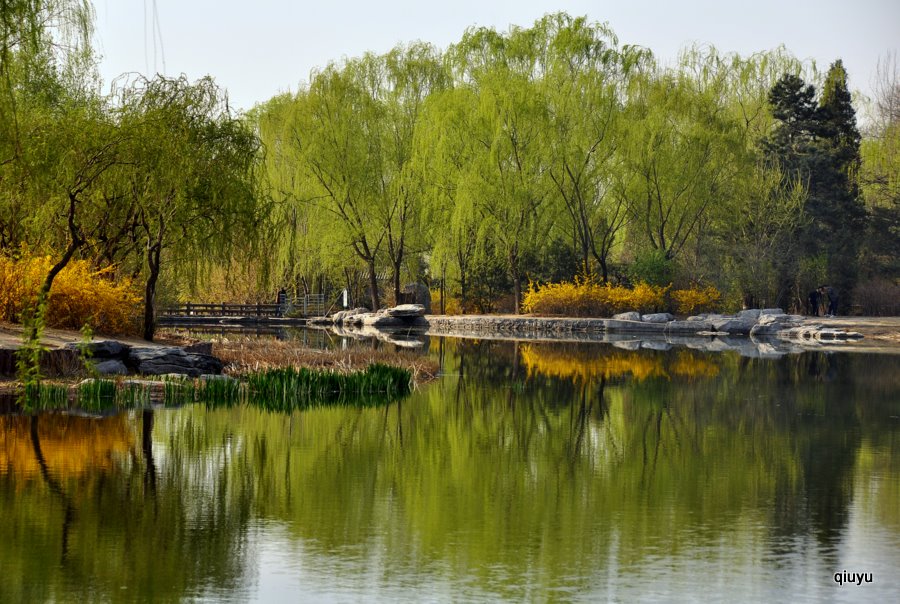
[211,336,439,383]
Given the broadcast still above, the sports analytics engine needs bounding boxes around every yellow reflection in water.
[521,344,719,381]
[0,415,133,480]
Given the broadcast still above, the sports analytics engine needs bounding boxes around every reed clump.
[12,363,413,412]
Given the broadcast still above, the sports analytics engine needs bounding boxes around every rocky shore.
[0,327,223,378]
[422,309,864,342]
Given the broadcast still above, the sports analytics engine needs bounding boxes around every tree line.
[253,13,897,315]
[2,6,898,340]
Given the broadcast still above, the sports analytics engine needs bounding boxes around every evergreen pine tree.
[763,63,866,312]
[814,60,866,309]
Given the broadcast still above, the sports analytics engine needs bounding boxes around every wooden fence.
[160,295,327,319]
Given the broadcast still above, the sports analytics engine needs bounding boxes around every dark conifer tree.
[763,63,866,312]
[813,60,866,309]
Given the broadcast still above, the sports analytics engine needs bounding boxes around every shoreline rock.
[420,309,867,350]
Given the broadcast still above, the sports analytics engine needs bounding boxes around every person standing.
[807,289,820,316]
[825,285,838,316]
[276,288,287,317]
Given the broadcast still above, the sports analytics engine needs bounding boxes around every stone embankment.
[421,309,865,346]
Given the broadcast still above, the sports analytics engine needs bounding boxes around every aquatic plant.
[12,363,412,413]
[22,382,68,410]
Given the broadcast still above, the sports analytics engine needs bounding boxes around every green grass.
[22,382,69,410]
[13,363,412,413]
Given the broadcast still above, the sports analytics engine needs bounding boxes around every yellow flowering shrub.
[0,252,141,335]
[671,285,722,315]
[429,289,463,315]
[522,278,723,317]
[521,278,669,317]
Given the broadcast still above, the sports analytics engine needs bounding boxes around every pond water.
[2,337,899,602]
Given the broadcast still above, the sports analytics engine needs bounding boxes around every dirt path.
[0,323,162,350]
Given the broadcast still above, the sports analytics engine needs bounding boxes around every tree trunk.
[366,258,380,311]
[391,255,402,306]
[510,251,521,314]
[143,241,161,342]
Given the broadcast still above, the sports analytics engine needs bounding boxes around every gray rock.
[760,308,785,316]
[641,313,674,323]
[386,304,426,318]
[361,314,405,327]
[686,315,708,321]
[665,320,713,334]
[401,282,432,314]
[749,323,780,338]
[64,340,129,359]
[93,359,128,375]
[127,347,222,377]
[612,311,642,321]
[333,308,368,324]
[738,309,762,320]
[710,318,756,335]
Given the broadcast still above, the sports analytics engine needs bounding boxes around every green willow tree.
[618,67,744,268]
[539,16,649,281]
[281,62,389,310]
[859,53,900,297]
[117,75,262,340]
[445,24,557,312]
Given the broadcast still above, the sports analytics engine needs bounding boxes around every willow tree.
[279,62,392,310]
[0,0,96,249]
[617,67,743,266]
[446,24,555,312]
[538,15,649,281]
[859,53,900,285]
[415,85,486,310]
[382,45,450,301]
[117,75,261,340]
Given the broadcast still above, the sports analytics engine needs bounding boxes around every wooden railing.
[160,295,327,319]
[160,303,283,317]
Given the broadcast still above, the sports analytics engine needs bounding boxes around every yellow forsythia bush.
[429,289,463,315]
[522,278,723,317]
[521,278,669,316]
[671,285,722,315]
[0,253,141,335]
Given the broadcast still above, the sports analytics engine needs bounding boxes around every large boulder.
[333,308,368,325]
[641,313,674,323]
[93,359,129,375]
[64,340,129,359]
[386,304,426,318]
[401,283,432,314]
[128,347,223,377]
[710,317,757,335]
[749,313,804,338]
[360,314,405,328]
[612,311,642,321]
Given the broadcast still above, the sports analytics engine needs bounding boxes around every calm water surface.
[2,337,898,602]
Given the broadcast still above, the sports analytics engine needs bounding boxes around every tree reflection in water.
[0,339,897,601]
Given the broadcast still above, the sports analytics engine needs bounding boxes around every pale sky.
[93,0,900,112]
